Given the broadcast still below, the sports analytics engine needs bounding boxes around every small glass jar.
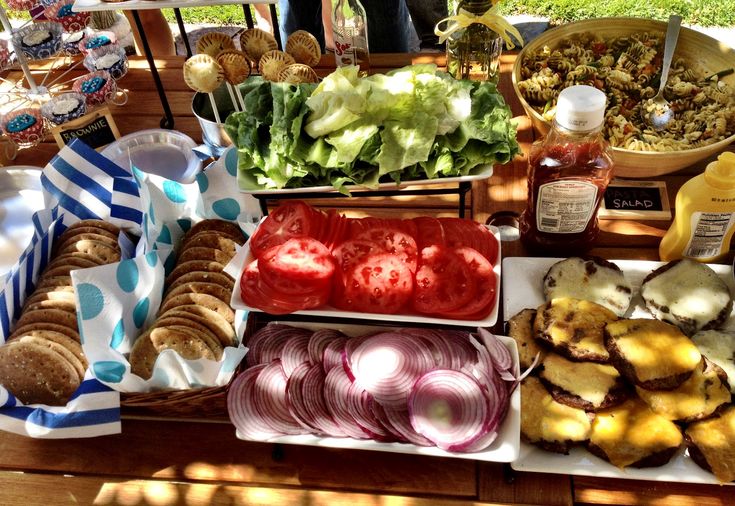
[445,0,503,83]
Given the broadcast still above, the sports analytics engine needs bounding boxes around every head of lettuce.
[224,64,519,194]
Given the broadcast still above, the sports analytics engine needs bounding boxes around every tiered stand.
[72,0,279,128]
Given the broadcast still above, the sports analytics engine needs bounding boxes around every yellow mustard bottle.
[659,152,735,262]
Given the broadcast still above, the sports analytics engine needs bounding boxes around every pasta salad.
[518,32,735,152]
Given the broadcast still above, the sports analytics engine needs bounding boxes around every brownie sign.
[51,106,120,150]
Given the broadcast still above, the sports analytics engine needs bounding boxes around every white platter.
[233,320,520,462]
[216,146,495,195]
[226,226,501,328]
[502,256,735,485]
[0,167,44,279]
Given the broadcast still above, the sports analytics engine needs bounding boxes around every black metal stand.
[126,4,280,131]
[254,181,473,219]
[131,10,175,129]
[173,8,192,58]
[242,4,254,28]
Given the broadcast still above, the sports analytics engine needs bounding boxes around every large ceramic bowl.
[512,17,735,178]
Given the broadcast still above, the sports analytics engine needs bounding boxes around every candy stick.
[208,92,222,124]
[226,83,240,112]
[235,85,246,110]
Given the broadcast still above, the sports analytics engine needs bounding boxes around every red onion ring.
[286,362,325,434]
[349,332,435,408]
[281,334,311,378]
[301,364,348,437]
[373,402,433,446]
[322,338,346,373]
[346,381,393,441]
[308,328,346,366]
[252,360,305,435]
[227,364,283,440]
[408,369,491,452]
[323,366,371,439]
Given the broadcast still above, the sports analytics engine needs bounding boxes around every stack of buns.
[0,220,122,405]
[513,256,735,482]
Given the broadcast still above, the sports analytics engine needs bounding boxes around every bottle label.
[334,28,356,66]
[536,180,598,233]
[684,211,735,258]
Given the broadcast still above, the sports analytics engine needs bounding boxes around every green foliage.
[497,0,735,27]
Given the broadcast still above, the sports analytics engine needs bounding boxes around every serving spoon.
[647,14,682,131]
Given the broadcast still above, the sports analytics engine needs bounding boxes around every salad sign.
[600,179,671,220]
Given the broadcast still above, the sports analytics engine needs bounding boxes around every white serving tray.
[227,226,501,328]
[502,256,735,485]
[233,320,520,462]
[217,146,494,195]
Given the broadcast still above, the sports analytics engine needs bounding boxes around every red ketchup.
[520,85,614,256]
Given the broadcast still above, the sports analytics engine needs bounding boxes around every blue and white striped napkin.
[0,139,143,438]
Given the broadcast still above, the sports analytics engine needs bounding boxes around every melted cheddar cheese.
[605,319,701,383]
[590,397,683,468]
[636,360,731,421]
[541,353,621,407]
[534,298,617,360]
[521,377,592,445]
[685,405,735,483]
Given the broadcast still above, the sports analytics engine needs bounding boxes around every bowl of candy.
[512,17,735,177]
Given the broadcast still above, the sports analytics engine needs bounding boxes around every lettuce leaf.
[227,65,519,191]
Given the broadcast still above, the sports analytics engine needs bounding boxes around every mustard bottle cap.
[704,152,735,189]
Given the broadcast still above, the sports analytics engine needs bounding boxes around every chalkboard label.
[51,106,120,150]
[600,179,671,220]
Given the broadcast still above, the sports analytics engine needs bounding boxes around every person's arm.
[123,10,175,57]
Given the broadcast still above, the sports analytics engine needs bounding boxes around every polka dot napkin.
[75,155,255,392]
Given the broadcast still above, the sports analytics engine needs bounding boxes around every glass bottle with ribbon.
[435,0,523,83]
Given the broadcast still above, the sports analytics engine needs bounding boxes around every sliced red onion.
[349,332,435,408]
[259,327,313,366]
[468,334,496,385]
[301,364,348,437]
[408,369,491,452]
[440,329,480,370]
[323,366,371,439]
[281,334,311,378]
[252,360,305,435]
[373,402,434,446]
[322,338,346,372]
[245,323,291,366]
[308,328,346,366]
[346,381,393,441]
[227,364,283,440]
[478,327,512,373]
[397,328,456,369]
[286,362,325,434]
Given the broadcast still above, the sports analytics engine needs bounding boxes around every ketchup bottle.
[519,85,614,256]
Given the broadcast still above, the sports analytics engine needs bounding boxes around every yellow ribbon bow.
[434,4,524,50]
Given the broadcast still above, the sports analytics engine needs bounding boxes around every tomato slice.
[412,216,445,250]
[258,238,335,295]
[412,245,476,315]
[333,253,414,314]
[354,228,418,272]
[241,260,329,314]
[249,201,316,259]
[333,239,383,274]
[442,247,497,319]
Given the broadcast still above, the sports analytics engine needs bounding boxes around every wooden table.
[0,53,733,506]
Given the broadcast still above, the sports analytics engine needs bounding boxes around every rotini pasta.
[518,32,735,152]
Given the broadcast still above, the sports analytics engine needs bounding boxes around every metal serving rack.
[252,181,474,219]
[71,0,279,129]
